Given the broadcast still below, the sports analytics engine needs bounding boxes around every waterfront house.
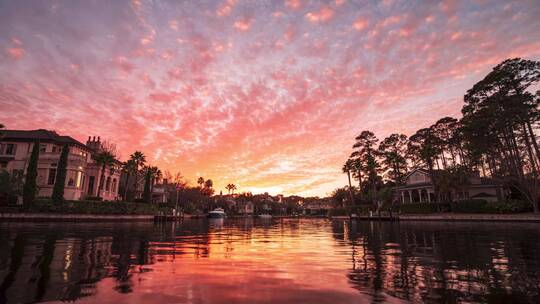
[237,201,254,215]
[302,199,332,215]
[394,168,503,204]
[0,129,121,202]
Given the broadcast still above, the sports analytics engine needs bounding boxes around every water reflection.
[0,220,539,303]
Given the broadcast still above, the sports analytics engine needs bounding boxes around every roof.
[0,129,89,150]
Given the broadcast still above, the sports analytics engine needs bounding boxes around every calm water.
[1,219,540,304]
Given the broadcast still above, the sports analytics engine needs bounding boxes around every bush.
[85,196,103,201]
[485,200,532,213]
[329,205,373,216]
[452,199,491,213]
[400,203,450,214]
[25,200,168,215]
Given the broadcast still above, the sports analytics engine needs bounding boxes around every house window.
[47,169,57,185]
[76,171,82,188]
[5,144,16,155]
[68,178,75,186]
[39,144,47,153]
[0,162,7,169]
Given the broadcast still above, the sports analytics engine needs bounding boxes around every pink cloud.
[285,0,302,10]
[2,0,540,196]
[216,0,237,17]
[305,7,335,23]
[114,56,135,73]
[233,17,253,32]
[6,47,25,60]
[353,18,369,31]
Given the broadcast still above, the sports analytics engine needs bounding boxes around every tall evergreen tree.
[351,131,380,206]
[52,145,69,203]
[143,167,152,203]
[23,141,40,206]
[121,159,136,201]
[378,134,408,183]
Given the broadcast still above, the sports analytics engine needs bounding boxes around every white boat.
[258,214,272,219]
[208,208,226,218]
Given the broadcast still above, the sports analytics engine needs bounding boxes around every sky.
[1,0,540,197]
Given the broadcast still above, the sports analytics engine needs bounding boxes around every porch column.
[427,189,431,203]
[408,190,412,203]
[401,191,405,204]
[418,189,423,202]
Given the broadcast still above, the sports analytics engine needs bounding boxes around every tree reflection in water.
[337,220,540,303]
[0,220,539,303]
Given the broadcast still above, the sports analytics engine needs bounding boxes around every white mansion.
[0,129,121,201]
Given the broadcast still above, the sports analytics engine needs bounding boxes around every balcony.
[36,152,88,167]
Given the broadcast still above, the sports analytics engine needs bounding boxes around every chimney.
[86,135,102,151]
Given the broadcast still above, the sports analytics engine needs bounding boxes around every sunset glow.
[1,0,540,196]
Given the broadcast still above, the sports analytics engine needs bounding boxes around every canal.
[0,219,539,303]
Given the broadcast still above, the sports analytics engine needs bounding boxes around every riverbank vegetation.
[24,199,166,215]
[334,58,540,213]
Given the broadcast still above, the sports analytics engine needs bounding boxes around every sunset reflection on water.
[1,219,539,303]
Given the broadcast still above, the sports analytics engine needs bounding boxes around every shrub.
[485,200,532,213]
[85,196,103,201]
[329,205,373,216]
[399,203,450,214]
[25,200,169,215]
[452,199,491,213]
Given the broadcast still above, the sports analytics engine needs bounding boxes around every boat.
[207,208,226,218]
[258,214,272,219]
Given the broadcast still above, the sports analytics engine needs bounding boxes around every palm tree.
[121,159,136,201]
[204,179,213,189]
[197,177,205,189]
[225,184,233,194]
[95,150,116,198]
[149,166,162,192]
[130,151,146,171]
[342,159,355,205]
[130,151,146,192]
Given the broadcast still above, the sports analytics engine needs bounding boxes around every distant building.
[394,168,503,203]
[0,129,121,202]
[303,199,332,215]
[237,201,254,215]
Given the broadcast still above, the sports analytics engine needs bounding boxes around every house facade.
[0,129,121,202]
[394,168,503,204]
[237,201,254,215]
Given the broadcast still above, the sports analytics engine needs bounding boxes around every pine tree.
[52,144,69,203]
[23,141,40,206]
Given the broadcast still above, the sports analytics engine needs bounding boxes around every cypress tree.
[143,168,151,203]
[23,141,40,206]
[52,144,69,203]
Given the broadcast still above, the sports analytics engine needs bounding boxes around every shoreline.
[332,213,540,222]
[2,213,540,223]
[0,212,155,222]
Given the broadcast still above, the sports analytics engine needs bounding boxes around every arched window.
[112,179,117,193]
[106,176,111,191]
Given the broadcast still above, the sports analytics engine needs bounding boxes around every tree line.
[338,58,540,212]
